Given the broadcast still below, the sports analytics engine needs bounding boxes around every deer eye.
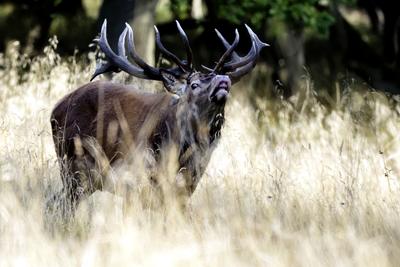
[191,83,200,90]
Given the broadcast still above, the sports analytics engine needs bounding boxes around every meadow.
[1,38,400,267]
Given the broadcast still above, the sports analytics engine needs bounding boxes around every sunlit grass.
[1,39,400,266]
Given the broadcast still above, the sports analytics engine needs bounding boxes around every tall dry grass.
[1,38,400,266]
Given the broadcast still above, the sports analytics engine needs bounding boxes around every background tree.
[0,0,91,52]
[97,0,158,63]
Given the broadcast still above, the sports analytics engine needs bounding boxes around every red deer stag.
[51,20,268,210]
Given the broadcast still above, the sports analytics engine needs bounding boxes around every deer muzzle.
[210,75,231,103]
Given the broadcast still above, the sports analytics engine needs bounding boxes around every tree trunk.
[97,0,135,52]
[204,0,217,23]
[278,27,305,96]
[382,9,400,65]
[191,0,204,20]
[128,0,159,64]
[97,0,158,64]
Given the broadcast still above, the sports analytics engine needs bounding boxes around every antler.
[125,22,161,79]
[91,19,194,81]
[154,20,193,72]
[91,19,267,83]
[212,25,269,83]
[212,29,240,73]
[91,20,156,81]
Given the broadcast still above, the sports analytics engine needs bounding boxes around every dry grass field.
[1,39,400,267]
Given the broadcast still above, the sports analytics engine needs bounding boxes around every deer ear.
[160,70,186,96]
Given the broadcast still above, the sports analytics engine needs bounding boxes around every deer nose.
[216,76,231,91]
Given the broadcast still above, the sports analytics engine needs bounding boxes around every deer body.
[52,81,177,163]
[52,79,224,199]
[51,20,267,210]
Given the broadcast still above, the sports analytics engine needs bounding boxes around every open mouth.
[217,81,229,92]
[211,80,230,103]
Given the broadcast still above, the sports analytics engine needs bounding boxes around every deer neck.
[176,101,225,155]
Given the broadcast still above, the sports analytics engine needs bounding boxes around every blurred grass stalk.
[0,38,400,267]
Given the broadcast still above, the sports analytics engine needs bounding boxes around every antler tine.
[226,24,269,83]
[222,40,256,71]
[91,20,123,81]
[91,61,117,81]
[117,27,128,58]
[215,29,240,62]
[154,25,191,72]
[244,24,269,53]
[175,20,193,68]
[216,25,269,72]
[125,23,161,79]
[201,65,214,72]
[213,29,240,73]
[199,29,240,73]
[91,19,163,81]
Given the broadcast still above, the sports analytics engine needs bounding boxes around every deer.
[50,19,268,211]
